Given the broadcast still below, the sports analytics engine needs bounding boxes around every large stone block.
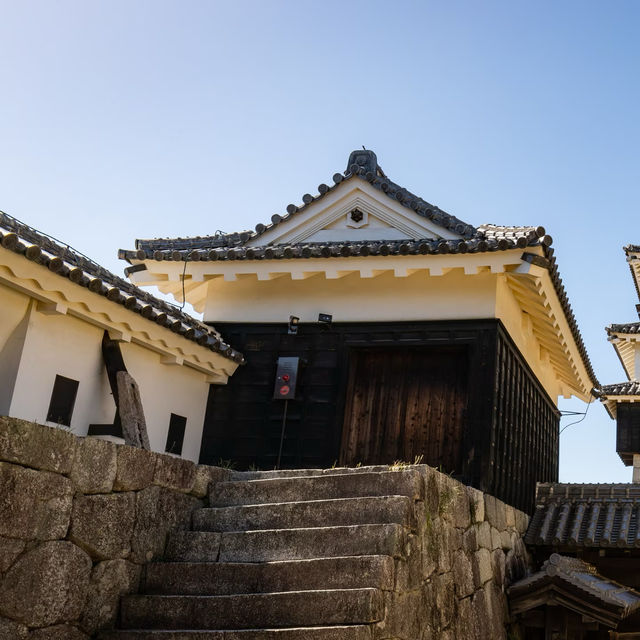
[192,465,232,498]
[69,493,136,560]
[0,417,76,474]
[434,572,456,631]
[515,509,529,534]
[0,462,72,540]
[452,550,474,598]
[492,549,506,587]
[462,527,478,555]
[69,438,117,494]
[472,548,493,588]
[29,625,89,640]
[81,559,141,633]
[153,454,196,493]
[0,536,25,572]
[0,616,28,639]
[0,541,91,627]
[466,487,485,524]
[454,595,481,640]
[476,521,492,550]
[113,446,156,492]
[484,494,506,531]
[130,486,201,563]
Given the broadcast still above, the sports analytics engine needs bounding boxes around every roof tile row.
[0,211,244,364]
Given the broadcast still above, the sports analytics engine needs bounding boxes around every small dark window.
[165,413,187,455]
[46,375,79,426]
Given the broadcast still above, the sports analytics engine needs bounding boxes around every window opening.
[46,375,79,427]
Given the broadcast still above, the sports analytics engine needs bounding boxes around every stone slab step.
[165,523,407,563]
[99,626,373,639]
[231,465,395,480]
[120,589,384,629]
[192,495,415,532]
[143,555,395,595]
[210,470,424,507]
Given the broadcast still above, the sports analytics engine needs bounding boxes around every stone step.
[192,495,415,532]
[120,589,384,630]
[143,555,395,595]
[231,465,395,480]
[99,626,373,639]
[165,523,407,563]
[210,470,424,507]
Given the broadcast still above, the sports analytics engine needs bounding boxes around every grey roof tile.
[608,322,640,335]
[509,553,640,625]
[525,482,640,549]
[595,381,640,397]
[0,211,244,364]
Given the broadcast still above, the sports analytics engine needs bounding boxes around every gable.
[245,178,463,247]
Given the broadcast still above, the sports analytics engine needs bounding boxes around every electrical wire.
[559,395,594,435]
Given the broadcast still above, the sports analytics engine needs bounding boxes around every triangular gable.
[245,178,463,247]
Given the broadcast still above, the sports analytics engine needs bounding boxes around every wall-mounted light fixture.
[318,313,332,329]
[288,315,300,335]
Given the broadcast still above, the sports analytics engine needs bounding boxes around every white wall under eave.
[494,275,560,401]
[9,307,121,431]
[0,285,32,415]
[202,269,498,324]
[119,341,211,462]
[4,293,213,462]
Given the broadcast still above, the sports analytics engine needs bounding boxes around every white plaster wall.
[5,299,211,462]
[203,269,497,324]
[9,308,120,431]
[120,341,211,462]
[0,285,31,415]
[494,275,560,400]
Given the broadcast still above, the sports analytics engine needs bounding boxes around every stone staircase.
[99,467,427,639]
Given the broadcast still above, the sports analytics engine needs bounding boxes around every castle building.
[120,150,597,512]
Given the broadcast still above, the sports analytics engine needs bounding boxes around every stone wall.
[399,466,532,639]
[0,417,229,639]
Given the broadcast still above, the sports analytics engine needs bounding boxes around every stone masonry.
[0,417,531,639]
[102,466,531,638]
[0,417,228,639]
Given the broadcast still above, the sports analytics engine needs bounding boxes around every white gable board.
[246,179,463,247]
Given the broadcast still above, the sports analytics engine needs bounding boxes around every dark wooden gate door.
[339,346,468,472]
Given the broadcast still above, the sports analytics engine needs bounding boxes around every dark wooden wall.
[616,403,640,465]
[200,319,559,513]
[340,346,468,471]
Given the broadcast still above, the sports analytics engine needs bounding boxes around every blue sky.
[1,1,639,481]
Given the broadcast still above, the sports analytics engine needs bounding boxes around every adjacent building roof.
[118,150,597,391]
[509,553,640,628]
[609,323,640,336]
[624,245,640,303]
[0,211,244,364]
[525,483,640,549]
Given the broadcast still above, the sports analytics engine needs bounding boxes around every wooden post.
[116,371,150,450]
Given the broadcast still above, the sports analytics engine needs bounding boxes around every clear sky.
[1,1,639,482]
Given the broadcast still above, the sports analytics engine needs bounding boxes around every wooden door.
[339,346,468,472]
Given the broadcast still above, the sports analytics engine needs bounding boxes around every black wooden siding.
[201,319,559,513]
[616,403,640,465]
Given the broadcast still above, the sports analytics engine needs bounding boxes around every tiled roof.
[117,149,597,388]
[0,211,244,364]
[509,553,640,626]
[595,382,640,397]
[525,483,640,549]
[608,322,640,335]
[624,245,640,303]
